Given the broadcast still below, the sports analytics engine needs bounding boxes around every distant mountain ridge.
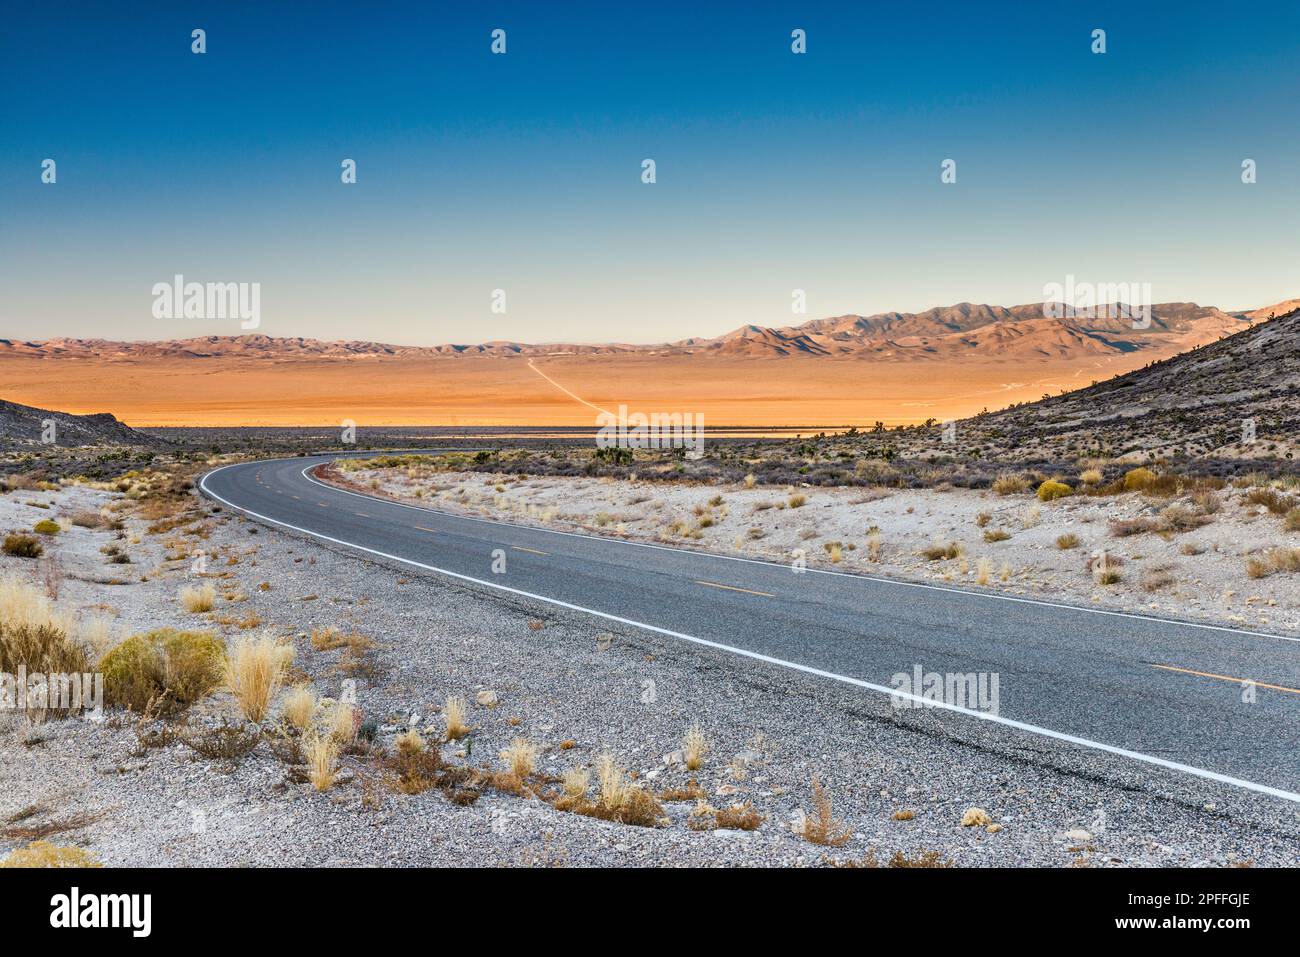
[3,297,1292,364]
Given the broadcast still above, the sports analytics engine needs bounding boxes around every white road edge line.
[296,459,1300,646]
[202,462,1300,805]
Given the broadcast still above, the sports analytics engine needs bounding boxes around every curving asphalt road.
[201,453,1300,804]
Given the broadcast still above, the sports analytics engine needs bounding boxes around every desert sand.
[0,351,1150,429]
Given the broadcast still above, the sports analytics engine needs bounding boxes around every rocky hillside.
[0,399,164,448]
[961,305,1300,464]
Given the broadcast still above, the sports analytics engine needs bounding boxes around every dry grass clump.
[1246,548,1300,579]
[682,724,708,771]
[0,576,88,679]
[1140,566,1176,592]
[499,737,540,779]
[557,753,665,827]
[975,557,993,585]
[179,720,262,762]
[660,778,707,802]
[69,511,106,528]
[797,777,852,847]
[992,473,1029,495]
[1056,533,1080,549]
[179,583,215,613]
[99,628,225,715]
[0,809,103,841]
[974,511,991,528]
[743,473,757,489]
[788,494,807,508]
[1110,516,1158,537]
[866,529,883,562]
[387,731,445,794]
[0,841,102,868]
[1091,553,1123,585]
[224,631,293,723]
[303,731,339,791]
[1112,503,1212,538]
[443,695,470,740]
[1285,507,1300,531]
[714,801,764,830]
[3,533,43,558]
[327,701,357,746]
[561,766,590,799]
[1245,487,1296,516]
[983,528,1011,543]
[1078,468,1103,485]
[281,684,318,731]
[1158,504,1212,532]
[920,541,962,561]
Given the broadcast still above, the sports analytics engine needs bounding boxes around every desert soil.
[0,350,1162,429]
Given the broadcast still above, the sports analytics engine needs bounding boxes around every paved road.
[202,454,1300,803]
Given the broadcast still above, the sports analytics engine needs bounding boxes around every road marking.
[512,545,548,556]
[200,461,1300,806]
[415,525,438,533]
[296,463,1300,647]
[354,511,370,518]
[1152,663,1300,695]
[696,580,774,597]
[318,502,328,508]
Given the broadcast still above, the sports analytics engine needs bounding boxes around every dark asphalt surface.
[201,453,1300,803]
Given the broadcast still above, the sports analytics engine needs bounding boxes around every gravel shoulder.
[0,478,1296,867]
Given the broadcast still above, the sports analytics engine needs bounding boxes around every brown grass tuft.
[798,777,852,846]
[224,631,293,723]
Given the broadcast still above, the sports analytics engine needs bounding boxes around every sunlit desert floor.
[0,351,1151,428]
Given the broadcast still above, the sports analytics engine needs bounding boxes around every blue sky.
[2,1,1297,345]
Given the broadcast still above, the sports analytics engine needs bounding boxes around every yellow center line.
[695,580,774,598]
[511,545,548,556]
[1151,663,1300,695]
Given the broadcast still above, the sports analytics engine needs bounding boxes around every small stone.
[475,690,499,708]
[1060,828,1092,842]
[595,633,614,651]
[986,823,1003,833]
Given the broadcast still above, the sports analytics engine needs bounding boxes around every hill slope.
[0,399,164,448]
[963,305,1300,463]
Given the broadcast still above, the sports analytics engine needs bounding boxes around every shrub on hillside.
[2,534,43,558]
[1036,480,1072,501]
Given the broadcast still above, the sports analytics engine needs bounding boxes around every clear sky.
[2,1,1297,345]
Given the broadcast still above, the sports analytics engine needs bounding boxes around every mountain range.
[4,298,1292,364]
